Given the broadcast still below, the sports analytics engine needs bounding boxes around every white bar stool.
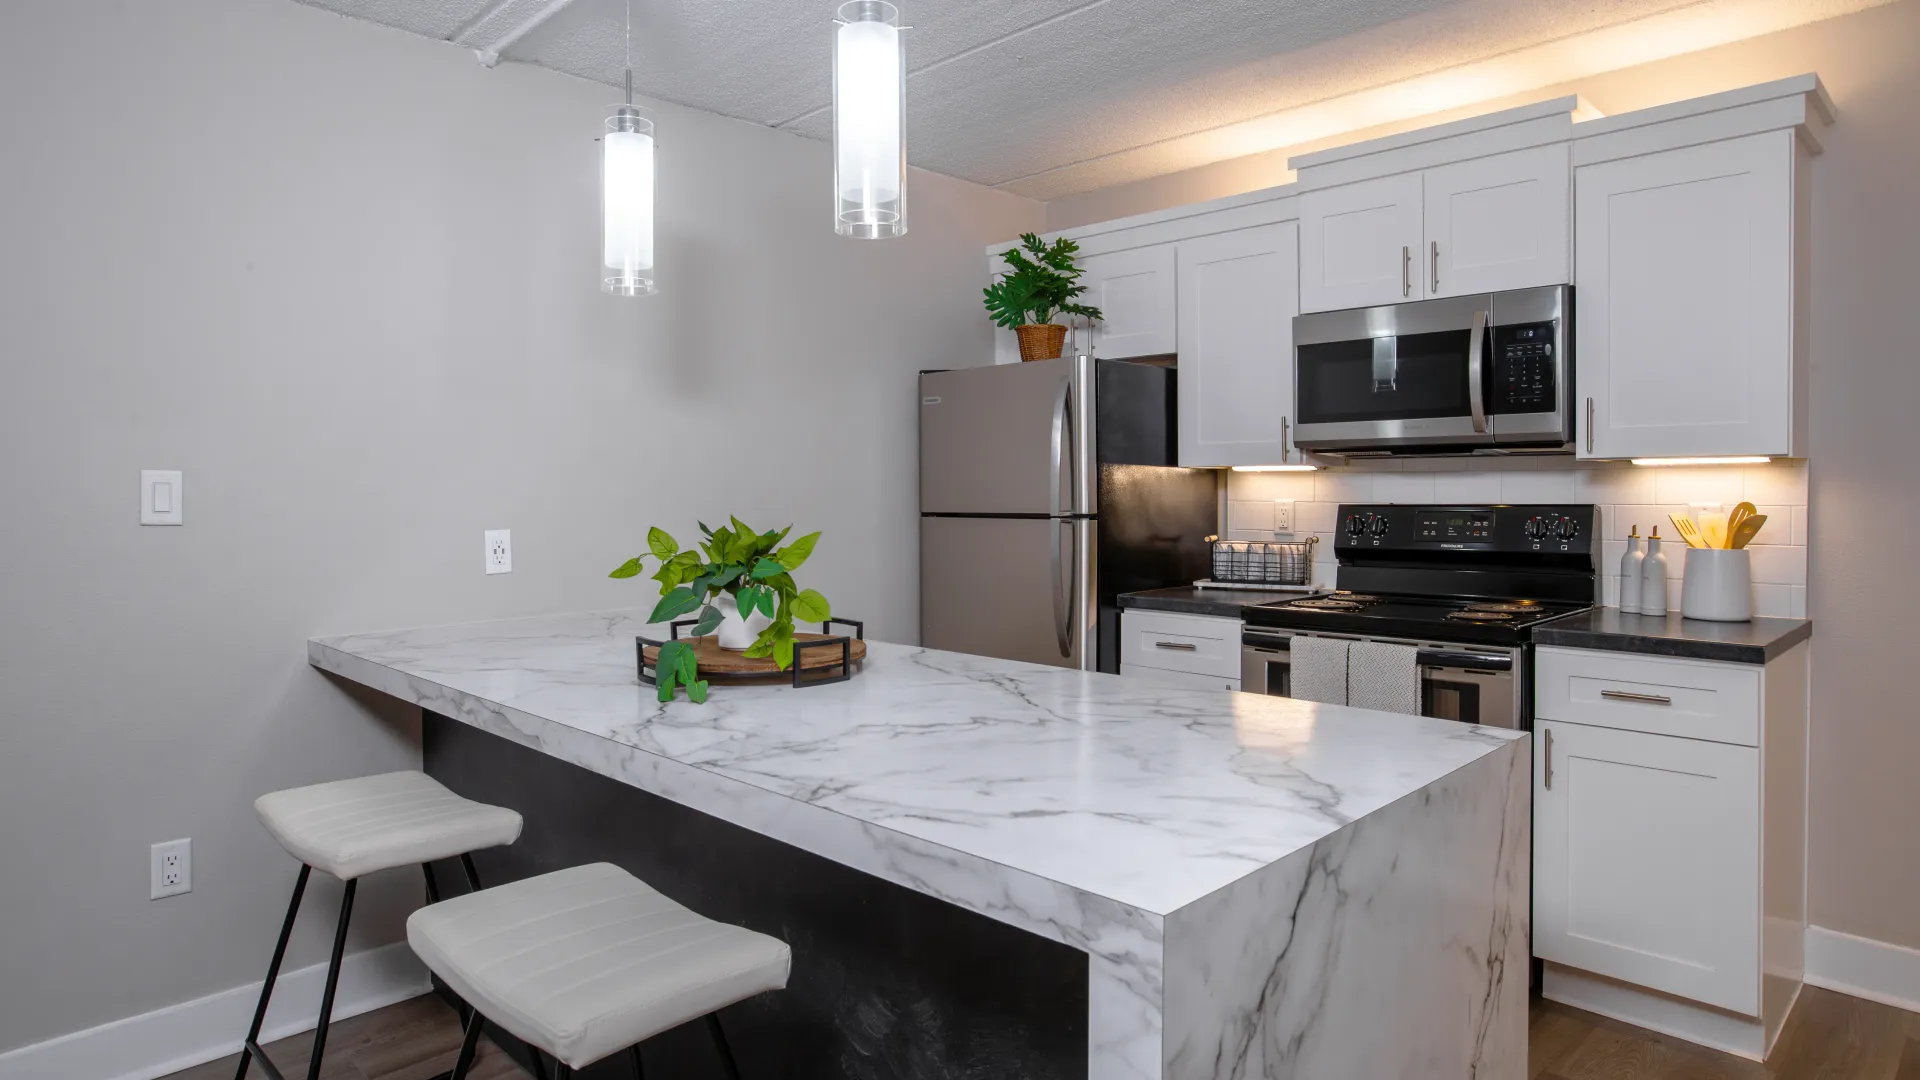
[407,862,792,1079]
[235,770,523,1080]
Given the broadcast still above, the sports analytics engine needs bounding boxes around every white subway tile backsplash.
[1225,460,1809,614]
[1373,473,1436,503]
[1229,500,1276,533]
[1748,544,1807,586]
[1432,471,1504,502]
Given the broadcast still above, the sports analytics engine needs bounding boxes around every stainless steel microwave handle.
[1401,246,1411,297]
[1467,309,1489,434]
[1431,240,1440,294]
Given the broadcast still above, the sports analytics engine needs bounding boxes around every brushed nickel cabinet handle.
[1431,240,1440,293]
[1585,397,1595,454]
[1601,689,1673,706]
[1402,246,1411,297]
[1543,727,1553,790]
[1281,416,1290,463]
[1155,641,1199,651]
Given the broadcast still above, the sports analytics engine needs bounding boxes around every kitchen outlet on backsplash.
[1226,459,1809,619]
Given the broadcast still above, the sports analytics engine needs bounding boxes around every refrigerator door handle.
[1051,520,1071,658]
[1049,375,1070,517]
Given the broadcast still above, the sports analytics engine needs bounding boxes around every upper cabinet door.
[1079,245,1178,359]
[1533,720,1760,1015]
[1298,173,1423,313]
[1424,144,1570,298]
[1177,222,1301,467]
[1576,132,1799,459]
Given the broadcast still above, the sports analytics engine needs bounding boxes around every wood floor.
[167,986,1920,1080]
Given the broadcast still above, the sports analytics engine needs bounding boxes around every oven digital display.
[1415,511,1494,541]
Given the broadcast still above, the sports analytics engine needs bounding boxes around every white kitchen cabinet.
[1298,172,1422,313]
[1079,245,1177,359]
[1176,222,1300,467]
[1533,719,1760,1014]
[1120,609,1242,689]
[1575,131,1813,459]
[1423,144,1570,299]
[1533,642,1809,1059]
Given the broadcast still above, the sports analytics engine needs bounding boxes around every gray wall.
[1047,0,1920,956]
[0,0,1040,1052]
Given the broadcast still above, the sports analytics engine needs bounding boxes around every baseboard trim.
[1541,963,1768,1060]
[0,942,429,1080]
[1805,925,1920,1014]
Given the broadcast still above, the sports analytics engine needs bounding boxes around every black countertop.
[1533,607,1812,665]
[1118,586,1314,619]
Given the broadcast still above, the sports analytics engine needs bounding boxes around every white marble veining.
[309,609,1528,1079]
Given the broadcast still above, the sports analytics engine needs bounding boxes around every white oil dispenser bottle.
[1619,526,1645,613]
[1640,526,1669,617]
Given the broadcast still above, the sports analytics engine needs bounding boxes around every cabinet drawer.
[1121,611,1242,678]
[1536,647,1760,746]
[1120,664,1240,694]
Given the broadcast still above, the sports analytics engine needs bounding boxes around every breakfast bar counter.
[309,609,1529,1080]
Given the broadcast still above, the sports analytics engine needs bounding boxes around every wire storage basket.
[1210,537,1317,586]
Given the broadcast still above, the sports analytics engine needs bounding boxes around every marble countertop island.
[310,610,1530,1080]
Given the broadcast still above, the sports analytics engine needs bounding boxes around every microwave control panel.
[1490,321,1558,414]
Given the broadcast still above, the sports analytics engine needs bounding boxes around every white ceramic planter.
[1680,548,1753,622]
[713,592,773,650]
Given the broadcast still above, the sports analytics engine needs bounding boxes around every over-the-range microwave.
[1291,284,1571,457]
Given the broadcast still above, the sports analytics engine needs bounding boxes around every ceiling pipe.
[454,0,582,67]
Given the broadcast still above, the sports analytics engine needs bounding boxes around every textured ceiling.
[290,0,1883,200]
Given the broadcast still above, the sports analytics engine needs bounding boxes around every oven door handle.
[1467,308,1489,434]
[1418,649,1513,671]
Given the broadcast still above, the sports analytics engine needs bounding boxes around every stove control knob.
[1345,515,1363,536]
[1370,517,1389,537]
[1556,517,1578,540]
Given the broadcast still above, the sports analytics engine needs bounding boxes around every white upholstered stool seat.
[408,861,792,1071]
[254,770,523,881]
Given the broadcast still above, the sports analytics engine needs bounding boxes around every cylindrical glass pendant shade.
[834,1,905,239]
[602,105,656,296]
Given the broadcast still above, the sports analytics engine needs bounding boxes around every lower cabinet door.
[1534,720,1760,1015]
[1119,664,1239,693]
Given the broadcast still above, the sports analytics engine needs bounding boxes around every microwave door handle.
[1468,309,1489,434]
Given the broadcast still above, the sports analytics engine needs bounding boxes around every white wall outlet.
[1272,500,1295,534]
[485,529,512,575]
[150,838,191,899]
[140,470,183,526]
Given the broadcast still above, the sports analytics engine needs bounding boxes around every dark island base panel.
[422,712,1089,1080]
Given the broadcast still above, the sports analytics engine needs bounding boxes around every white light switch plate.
[140,470,183,526]
[485,530,512,575]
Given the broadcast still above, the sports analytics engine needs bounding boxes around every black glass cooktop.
[1244,591,1591,645]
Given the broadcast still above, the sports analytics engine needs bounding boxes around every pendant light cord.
[623,0,633,105]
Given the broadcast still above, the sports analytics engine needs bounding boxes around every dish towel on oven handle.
[1347,639,1421,716]
[1287,635,1351,705]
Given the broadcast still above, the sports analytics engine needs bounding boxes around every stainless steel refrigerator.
[919,355,1217,672]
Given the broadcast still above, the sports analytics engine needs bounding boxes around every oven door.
[1292,294,1492,452]
[1240,631,1522,729]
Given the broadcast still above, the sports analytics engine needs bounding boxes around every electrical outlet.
[485,529,512,575]
[151,838,191,899]
[1272,501,1295,534]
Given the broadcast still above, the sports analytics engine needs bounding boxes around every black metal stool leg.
[460,852,481,893]
[529,1051,550,1080]
[707,1014,743,1080]
[234,865,310,1080]
[303,878,357,1080]
[423,862,442,904]
[629,1045,646,1079]
[446,1004,484,1080]
[554,1065,573,1080]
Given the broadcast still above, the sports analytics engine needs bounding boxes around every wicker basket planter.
[1016,323,1069,361]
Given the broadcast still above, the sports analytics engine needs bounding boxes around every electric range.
[1240,503,1598,728]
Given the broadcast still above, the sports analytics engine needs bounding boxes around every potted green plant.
[610,518,832,703]
[983,233,1104,361]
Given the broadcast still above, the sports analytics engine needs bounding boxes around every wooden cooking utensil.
[1728,514,1768,550]
[1669,513,1708,549]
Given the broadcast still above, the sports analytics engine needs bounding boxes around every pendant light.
[833,1,906,239]
[602,0,656,295]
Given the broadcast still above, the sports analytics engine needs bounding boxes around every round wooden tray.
[644,633,867,682]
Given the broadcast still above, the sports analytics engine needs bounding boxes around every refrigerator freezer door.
[921,516,1093,669]
[920,358,1091,516]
